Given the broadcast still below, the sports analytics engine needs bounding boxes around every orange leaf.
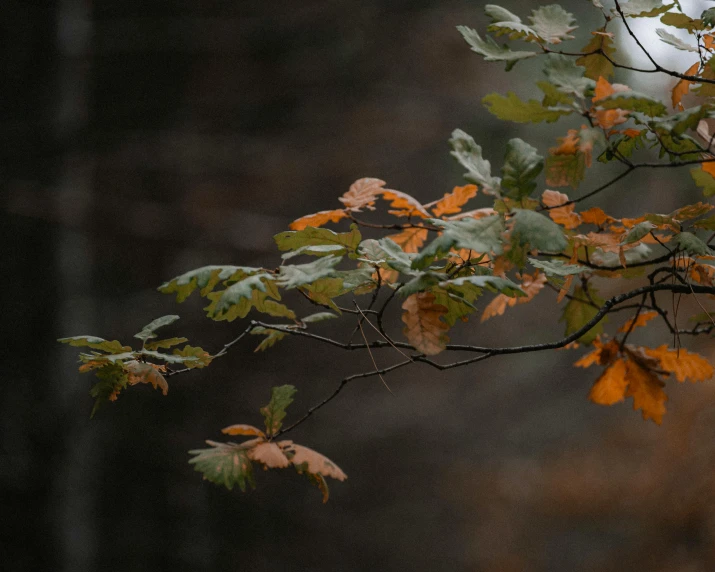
[290,209,348,230]
[705,35,715,50]
[672,61,699,110]
[617,310,658,333]
[248,441,291,469]
[279,441,347,480]
[481,272,546,322]
[339,178,385,211]
[124,360,169,395]
[378,189,430,218]
[703,161,715,177]
[574,338,619,368]
[551,130,580,155]
[430,185,478,217]
[643,345,714,383]
[589,358,628,405]
[387,226,429,253]
[556,274,574,303]
[624,359,667,424]
[222,424,266,438]
[592,77,630,129]
[580,207,610,226]
[401,292,450,355]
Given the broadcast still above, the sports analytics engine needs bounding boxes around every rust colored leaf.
[339,178,385,211]
[618,310,658,333]
[290,209,349,231]
[543,189,580,229]
[124,360,169,395]
[430,185,478,217]
[222,424,266,438]
[580,207,611,226]
[672,61,699,110]
[401,292,450,355]
[574,338,619,368]
[624,359,667,424]
[248,441,291,469]
[481,271,546,322]
[379,189,430,218]
[592,77,630,129]
[387,226,429,253]
[589,358,628,406]
[644,345,714,383]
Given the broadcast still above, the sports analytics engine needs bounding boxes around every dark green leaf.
[510,209,569,254]
[501,138,544,199]
[261,385,297,436]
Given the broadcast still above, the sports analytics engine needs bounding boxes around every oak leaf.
[401,292,450,355]
[430,185,478,217]
[672,61,699,110]
[481,271,546,321]
[618,310,658,332]
[248,442,291,469]
[339,178,384,211]
[124,360,169,395]
[222,424,266,438]
[387,226,429,253]
[290,209,349,231]
[589,358,628,405]
[379,189,430,218]
[542,189,580,229]
[279,441,347,481]
[643,345,714,382]
[624,359,667,424]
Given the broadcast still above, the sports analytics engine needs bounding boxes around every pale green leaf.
[456,26,536,71]
[302,312,339,323]
[144,337,188,351]
[501,138,544,199]
[277,256,341,289]
[483,92,572,123]
[529,4,577,44]
[674,232,713,256]
[441,275,525,297]
[58,336,132,354]
[543,54,595,97]
[511,209,568,254]
[172,345,213,368]
[158,265,257,302]
[620,0,674,18]
[596,91,667,116]
[576,31,616,80]
[545,153,586,188]
[261,385,297,436]
[250,327,288,352]
[188,442,255,492]
[529,258,588,276]
[660,13,703,33]
[484,4,522,23]
[449,129,502,194]
[488,21,541,42]
[134,315,180,342]
[622,222,656,244]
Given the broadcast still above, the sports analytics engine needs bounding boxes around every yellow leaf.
[589,358,628,405]
[624,359,667,424]
[430,185,478,217]
[672,61,699,110]
[290,209,348,230]
[617,310,658,333]
[643,345,714,382]
[401,292,450,355]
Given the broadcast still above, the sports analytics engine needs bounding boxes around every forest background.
[3,0,715,570]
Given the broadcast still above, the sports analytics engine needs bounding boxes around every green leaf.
[560,285,605,345]
[211,273,273,315]
[691,166,715,197]
[484,4,522,23]
[144,337,188,351]
[529,258,588,276]
[412,216,505,271]
[545,153,586,188]
[205,278,295,322]
[510,209,568,254]
[89,363,129,418]
[674,232,714,256]
[301,277,345,312]
[483,92,572,124]
[543,54,595,98]
[648,106,712,137]
[430,286,479,326]
[158,265,257,302]
[537,81,575,106]
[172,345,213,368]
[449,129,501,194]
[334,267,376,294]
[576,30,616,80]
[399,272,445,296]
[660,13,703,33]
[302,312,339,323]
[501,138,544,199]
[441,275,525,297]
[250,327,288,352]
[58,336,132,354]
[655,28,698,52]
[488,21,541,42]
[371,238,419,275]
[621,222,656,244]
[529,4,577,44]
[274,225,362,259]
[596,91,667,116]
[694,215,715,231]
[188,442,255,492]
[134,315,180,342]
[261,385,297,436]
[620,0,674,18]
[456,26,536,71]
[703,8,715,28]
[277,256,341,289]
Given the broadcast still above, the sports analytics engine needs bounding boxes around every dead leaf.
[339,178,385,211]
[589,358,628,405]
[644,345,714,383]
[124,360,169,395]
[248,441,291,469]
[401,292,450,355]
[279,441,347,480]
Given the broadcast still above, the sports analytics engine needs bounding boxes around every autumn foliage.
[60,0,715,501]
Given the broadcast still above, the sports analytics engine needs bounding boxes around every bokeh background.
[3,1,715,570]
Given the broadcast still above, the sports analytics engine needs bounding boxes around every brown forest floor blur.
[3,1,715,571]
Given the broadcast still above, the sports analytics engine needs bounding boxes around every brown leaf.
[339,178,385,211]
[278,441,347,481]
[290,209,349,231]
[430,185,478,217]
[124,360,168,395]
[248,441,291,469]
[401,292,450,355]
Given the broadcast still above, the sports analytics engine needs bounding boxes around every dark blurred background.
[3,1,715,570]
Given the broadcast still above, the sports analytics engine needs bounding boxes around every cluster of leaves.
[60,0,715,500]
[59,315,212,416]
[189,385,346,502]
